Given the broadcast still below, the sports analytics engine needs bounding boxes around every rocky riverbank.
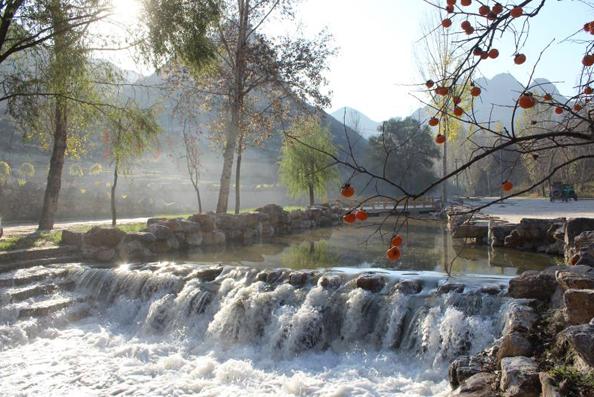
[59,204,342,263]
[449,264,594,396]
[448,206,594,267]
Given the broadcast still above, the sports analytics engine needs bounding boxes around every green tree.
[143,0,333,214]
[105,106,160,226]
[0,161,10,185]
[279,117,338,206]
[367,118,440,194]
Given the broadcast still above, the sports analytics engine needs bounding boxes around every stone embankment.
[448,206,594,266]
[450,264,594,397]
[59,204,342,263]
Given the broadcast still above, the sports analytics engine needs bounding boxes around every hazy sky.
[105,0,592,122]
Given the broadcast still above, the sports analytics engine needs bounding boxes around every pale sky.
[104,0,592,122]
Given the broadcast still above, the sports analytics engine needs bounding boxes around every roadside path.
[2,217,149,237]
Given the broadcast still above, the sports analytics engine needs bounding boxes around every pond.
[180,219,559,276]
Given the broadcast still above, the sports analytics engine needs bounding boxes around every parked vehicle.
[550,182,578,202]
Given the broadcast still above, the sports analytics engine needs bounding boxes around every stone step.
[1,284,59,303]
[17,297,76,319]
[0,267,69,288]
[0,255,81,274]
[0,246,80,265]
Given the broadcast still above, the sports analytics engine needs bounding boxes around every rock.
[83,246,116,262]
[449,356,494,388]
[117,234,155,261]
[266,270,286,284]
[451,372,498,397]
[505,218,565,253]
[318,275,341,289]
[147,217,167,226]
[557,322,594,370]
[556,267,594,290]
[502,301,538,334]
[256,204,288,226]
[356,275,385,292]
[61,230,83,247]
[185,231,203,247]
[508,270,557,301]
[202,231,226,246]
[189,267,223,282]
[539,372,561,397]
[565,218,594,246]
[150,236,180,253]
[566,231,594,267]
[452,222,489,240]
[148,224,174,241]
[437,283,465,294]
[497,332,534,364]
[83,227,126,248]
[500,356,541,397]
[288,272,308,288]
[393,279,423,295]
[187,214,216,233]
[564,289,594,325]
[489,221,517,248]
[478,284,503,295]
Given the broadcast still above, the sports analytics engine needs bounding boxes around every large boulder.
[539,372,561,397]
[504,218,565,254]
[556,266,594,290]
[566,231,594,267]
[187,213,216,233]
[451,372,498,397]
[502,301,538,334]
[508,270,558,302]
[202,231,226,246]
[256,204,288,226]
[61,230,83,247]
[564,289,594,325]
[500,356,541,397]
[565,218,594,246]
[83,227,126,248]
[489,221,517,248]
[393,279,423,295]
[117,233,156,261]
[556,321,594,370]
[148,224,174,241]
[497,332,534,364]
[449,355,495,389]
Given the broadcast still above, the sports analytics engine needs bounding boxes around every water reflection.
[179,220,559,276]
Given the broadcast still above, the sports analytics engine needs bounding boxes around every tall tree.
[279,117,338,206]
[143,0,333,213]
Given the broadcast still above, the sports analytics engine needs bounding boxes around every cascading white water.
[0,263,510,396]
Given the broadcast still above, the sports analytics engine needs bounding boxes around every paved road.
[467,197,594,223]
[2,217,150,237]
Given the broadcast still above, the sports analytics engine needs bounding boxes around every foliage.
[0,231,62,251]
[549,366,594,396]
[0,161,11,185]
[68,164,84,177]
[367,117,440,194]
[89,163,103,175]
[18,162,35,178]
[279,117,338,201]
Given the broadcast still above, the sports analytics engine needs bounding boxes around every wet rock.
[150,236,180,253]
[185,231,203,247]
[256,271,268,282]
[504,218,565,254]
[500,356,541,397]
[564,289,594,325]
[61,230,83,247]
[489,221,517,248]
[449,356,494,388]
[318,275,341,289]
[452,221,489,241]
[117,236,155,262]
[266,270,286,284]
[497,332,534,364]
[82,246,116,262]
[557,321,594,370]
[539,372,561,397]
[437,283,465,294]
[83,227,126,248]
[356,275,385,292]
[148,224,174,241]
[451,372,498,397]
[191,267,223,282]
[288,272,308,288]
[478,284,503,295]
[556,266,594,290]
[565,218,594,246]
[508,270,557,302]
[393,279,423,295]
[566,231,594,267]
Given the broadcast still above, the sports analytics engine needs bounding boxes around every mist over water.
[0,261,513,396]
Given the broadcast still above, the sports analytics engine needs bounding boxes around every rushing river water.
[0,221,556,396]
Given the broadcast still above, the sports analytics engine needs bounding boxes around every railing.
[334,196,442,213]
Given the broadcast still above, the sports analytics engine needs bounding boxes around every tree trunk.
[38,101,67,231]
[216,109,239,214]
[195,186,202,214]
[308,183,314,207]
[441,137,447,207]
[111,160,118,227]
[234,133,244,215]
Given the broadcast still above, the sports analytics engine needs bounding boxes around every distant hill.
[410,72,566,127]
[331,107,380,139]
